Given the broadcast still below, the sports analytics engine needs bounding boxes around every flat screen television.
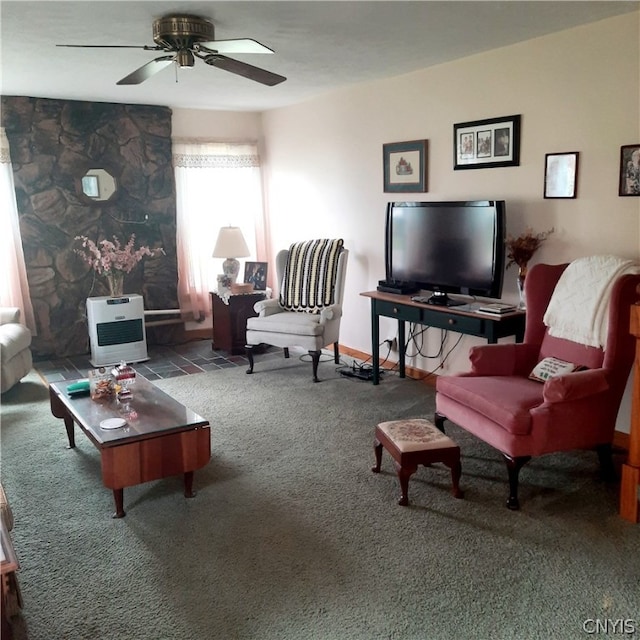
[384,200,506,305]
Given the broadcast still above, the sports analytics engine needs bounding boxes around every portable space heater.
[86,294,148,367]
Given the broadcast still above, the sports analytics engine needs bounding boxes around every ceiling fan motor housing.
[152,15,214,50]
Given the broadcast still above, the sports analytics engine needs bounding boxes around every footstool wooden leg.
[448,458,464,499]
[396,463,417,506]
[372,440,383,473]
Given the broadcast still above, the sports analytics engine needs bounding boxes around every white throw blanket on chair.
[543,255,640,348]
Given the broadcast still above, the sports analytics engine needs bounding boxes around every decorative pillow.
[529,356,586,383]
[279,239,344,313]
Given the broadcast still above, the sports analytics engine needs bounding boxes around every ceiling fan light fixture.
[63,13,285,87]
[176,49,195,68]
[152,15,215,50]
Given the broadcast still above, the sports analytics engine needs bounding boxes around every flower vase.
[105,271,124,297]
[516,266,527,310]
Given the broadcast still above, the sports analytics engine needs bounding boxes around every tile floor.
[33,339,285,384]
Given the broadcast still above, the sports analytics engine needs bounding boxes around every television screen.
[385,200,505,304]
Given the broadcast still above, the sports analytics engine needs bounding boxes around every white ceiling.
[1,1,638,112]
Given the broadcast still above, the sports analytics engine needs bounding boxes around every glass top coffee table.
[49,375,210,518]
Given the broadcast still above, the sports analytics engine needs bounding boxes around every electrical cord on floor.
[298,351,336,364]
[375,339,403,375]
[335,340,401,380]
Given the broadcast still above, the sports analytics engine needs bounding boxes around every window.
[173,140,266,319]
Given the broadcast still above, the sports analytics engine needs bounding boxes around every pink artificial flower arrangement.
[75,234,164,275]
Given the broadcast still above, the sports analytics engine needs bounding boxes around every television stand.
[361,290,526,385]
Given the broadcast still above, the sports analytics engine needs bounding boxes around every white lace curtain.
[173,140,267,320]
[0,128,36,333]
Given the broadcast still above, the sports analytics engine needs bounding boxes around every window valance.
[172,140,260,169]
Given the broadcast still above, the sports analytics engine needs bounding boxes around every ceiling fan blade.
[116,56,174,85]
[203,54,286,86]
[198,38,274,55]
[57,44,162,50]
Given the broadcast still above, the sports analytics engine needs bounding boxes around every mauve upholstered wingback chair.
[245,239,348,382]
[435,263,640,509]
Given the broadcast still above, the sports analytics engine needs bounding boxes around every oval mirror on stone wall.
[81,168,117,201]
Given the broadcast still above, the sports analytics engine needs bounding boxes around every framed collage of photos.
[453,114,521,170]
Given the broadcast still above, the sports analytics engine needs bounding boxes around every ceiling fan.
[57,14,287,87]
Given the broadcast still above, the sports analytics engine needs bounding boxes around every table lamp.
[212,226,250,285]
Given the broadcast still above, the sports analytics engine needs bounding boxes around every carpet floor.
[1,358,638,640]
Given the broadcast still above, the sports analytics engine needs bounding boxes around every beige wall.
[172,109,262,141]
[173,14,639,430]
[260,13,640,374]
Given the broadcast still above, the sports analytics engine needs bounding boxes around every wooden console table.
[620,302,640,523]
[211,291,265,355]
[361,291,526,385]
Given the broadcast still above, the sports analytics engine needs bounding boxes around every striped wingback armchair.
[245,239,348,382]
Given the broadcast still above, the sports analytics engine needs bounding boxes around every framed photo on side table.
[619,144,640,196]
[383,140,428,192]
[244,261,268,290]
[454,115,521,170]
[544,152,579,199]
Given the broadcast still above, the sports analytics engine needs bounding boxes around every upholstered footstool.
[372,418,464,506]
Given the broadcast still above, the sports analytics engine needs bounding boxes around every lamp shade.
[212,226,250,259]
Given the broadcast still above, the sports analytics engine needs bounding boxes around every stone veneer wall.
[1,96,179,359]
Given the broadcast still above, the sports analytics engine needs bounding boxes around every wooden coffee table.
[49,376,211,518]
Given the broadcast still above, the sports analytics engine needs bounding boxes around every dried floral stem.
[505,227,554,270]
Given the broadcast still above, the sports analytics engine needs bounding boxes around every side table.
[211,291,266,355]
[1,517,20,639]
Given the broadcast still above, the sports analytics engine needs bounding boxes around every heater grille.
[96,319,144,346]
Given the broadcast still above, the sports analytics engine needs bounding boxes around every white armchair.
[245,240,348,382]
[1,307,33,394]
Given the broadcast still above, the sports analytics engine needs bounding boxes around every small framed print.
[544,152,579,199]
[453,115,521,170]
[619,144,640,196]
[383,140,428,192]
[244,261,268,290]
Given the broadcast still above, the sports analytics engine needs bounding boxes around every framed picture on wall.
[544,152,579,199]
[619,144,640,196]
[244,261,268,290]
[383,140,428,192]
[453,115,521,170]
